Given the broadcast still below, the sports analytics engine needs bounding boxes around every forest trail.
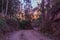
[4,30,52,40]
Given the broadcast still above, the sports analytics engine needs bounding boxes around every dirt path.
[4,30,52,40]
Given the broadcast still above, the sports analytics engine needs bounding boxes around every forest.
[0,0,60,40]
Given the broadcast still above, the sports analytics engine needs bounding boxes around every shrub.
[5,18,19,31]
[0,18,8,31]
[18,20,28,29]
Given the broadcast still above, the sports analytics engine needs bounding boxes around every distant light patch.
[19,0,42,9]
[31,0,37,8]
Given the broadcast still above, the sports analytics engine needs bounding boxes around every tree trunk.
[41,0,45,27]
[46,0,50,27]
[5,0,8,16]
[2,0,4,16]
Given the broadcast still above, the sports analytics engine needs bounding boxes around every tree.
[24,0,32,20]
[45,0,60,27]
[5,0,8,16]
[39,0,45,28]
[39,0,60,39]
[0,0,20,17]
[8,0,20,18]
